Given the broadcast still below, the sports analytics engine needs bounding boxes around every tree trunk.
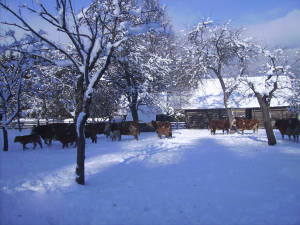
[129,104,139,122]
[224,99,234,129]
[2,127,8,151]
[17,116,22,131]
[127,85,139,122]
[257,95,276,146]
[215,65,234,129]
[76,113,87,185]
[75,75,87,185]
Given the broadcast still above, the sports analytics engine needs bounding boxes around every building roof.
[182,76,292,109]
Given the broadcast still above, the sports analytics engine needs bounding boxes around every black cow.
[53,123,77,148]
[14,134,43,150]
[275,118,300,142]
[33,122,99,148]
[31,124,55,145]
[85,124,98,143]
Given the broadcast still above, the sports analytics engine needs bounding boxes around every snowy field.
[1,128,300,225]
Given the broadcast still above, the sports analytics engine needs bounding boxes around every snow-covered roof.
[119,105,157,122]
[182,77,292,109]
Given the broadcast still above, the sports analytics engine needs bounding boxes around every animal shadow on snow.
[233,134,266,144]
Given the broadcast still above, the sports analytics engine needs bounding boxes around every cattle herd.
[13,120,174,150]
[208,118,259,135]
[13,117,299,150]
[208,117,299,142]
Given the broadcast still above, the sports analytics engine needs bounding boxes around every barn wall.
[252,107,297,128]
[185,107,296,129]
[185,108,227,129]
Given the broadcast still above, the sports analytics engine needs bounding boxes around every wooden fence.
[1,119,187,130]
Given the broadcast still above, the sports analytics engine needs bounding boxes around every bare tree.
[188,19,250,127]
[287,48,300,113]
[241,48,293,145]
[0,32,48,151]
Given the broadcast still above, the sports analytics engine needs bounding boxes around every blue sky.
[160,0,300,47]
[160,0,300,26]
[1,0,300,48]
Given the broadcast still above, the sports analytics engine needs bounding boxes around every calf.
[14,134,43,150]
[149,121,172,139]
[209,119,230,135]
[126,122,139,140]
[104,122,111,138]
[111,130,121,141]
[110,121,139,140]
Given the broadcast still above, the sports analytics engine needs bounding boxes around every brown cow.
[234,118,259,135]
[209,119,230,135]
[149,121,172,139]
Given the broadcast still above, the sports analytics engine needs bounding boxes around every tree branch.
[0,2,82,73]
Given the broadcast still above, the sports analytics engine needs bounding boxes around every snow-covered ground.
[1,128,300,225]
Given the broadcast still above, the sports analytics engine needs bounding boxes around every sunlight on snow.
[12,164,76,193]
[4,130,298,194]
[210,129,300,157]
[5,131,198,193]
[86,131,194,172]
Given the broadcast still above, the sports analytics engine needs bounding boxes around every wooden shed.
[185,106,297,129]
[181,78,296,129]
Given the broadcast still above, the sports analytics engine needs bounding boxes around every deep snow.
[1,128,300,225]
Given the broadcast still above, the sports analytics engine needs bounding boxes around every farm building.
[181,77,297,129]
[184,107,296,129]
[85,76,297,129]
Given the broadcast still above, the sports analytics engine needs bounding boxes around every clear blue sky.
[5,0,298,26]
[160,0,300,47]
[1,0,300,47]
[160,0,300,27]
